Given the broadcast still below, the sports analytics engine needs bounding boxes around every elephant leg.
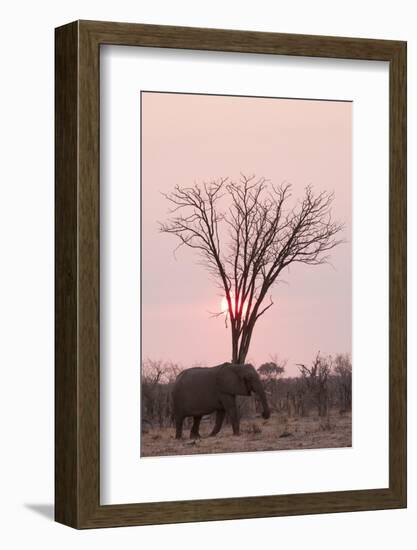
[222,396,240,436]
[175,415,184,439]
[210,410,225,436]
[190,415,202,439]
[229,406,240,436]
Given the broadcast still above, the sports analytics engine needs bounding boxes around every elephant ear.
[216,364,250,396]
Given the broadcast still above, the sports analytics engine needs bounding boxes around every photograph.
[0,0,408,540]
[140,91,352,457]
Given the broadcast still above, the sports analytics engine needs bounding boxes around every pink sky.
[141,92,352,375]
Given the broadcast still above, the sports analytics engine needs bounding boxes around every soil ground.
[141,410,352,457]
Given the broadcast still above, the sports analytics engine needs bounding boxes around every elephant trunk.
[253,379,270,419]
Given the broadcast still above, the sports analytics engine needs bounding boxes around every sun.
[220,295,248,316]
[220,296,229,313]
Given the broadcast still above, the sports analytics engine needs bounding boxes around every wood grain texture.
[55,20,407,529]
[388,41,407,504]
[55,21,79,527]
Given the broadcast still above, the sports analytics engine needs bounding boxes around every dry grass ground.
[141,410,352,457]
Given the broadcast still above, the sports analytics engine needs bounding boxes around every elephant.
[172,362,270,439]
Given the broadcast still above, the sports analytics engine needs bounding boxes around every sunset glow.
[142,91,352,372]
[220,295,248,317]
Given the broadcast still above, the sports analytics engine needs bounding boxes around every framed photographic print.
[55,20,406,528]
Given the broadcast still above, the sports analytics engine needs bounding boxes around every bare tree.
[141,359,181,428]
[160,175,343,364]
[333,353,352,412]
[298,352,332,417]
[257,358,286,414]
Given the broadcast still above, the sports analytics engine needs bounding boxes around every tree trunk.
[231,326,239,363]
[237,325,254,364]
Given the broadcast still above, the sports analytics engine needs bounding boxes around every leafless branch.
[160,175,344,363]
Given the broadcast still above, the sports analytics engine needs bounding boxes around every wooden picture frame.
[55,20,407,529]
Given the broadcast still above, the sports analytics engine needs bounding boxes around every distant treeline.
[141,354,352,432]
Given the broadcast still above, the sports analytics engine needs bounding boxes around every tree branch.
[160,175,344,363]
